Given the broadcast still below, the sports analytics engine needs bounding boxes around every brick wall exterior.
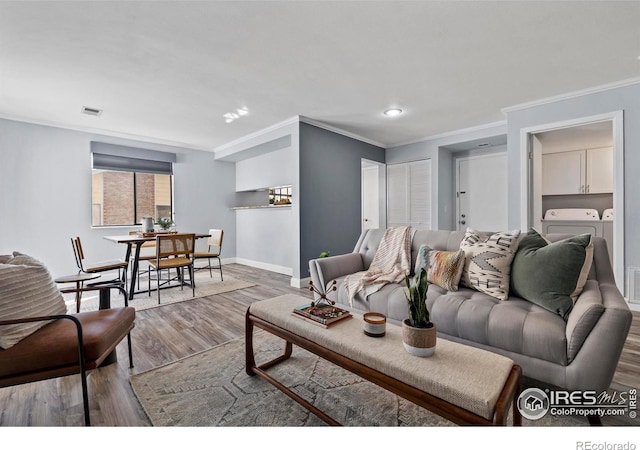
[96,172,168,225]
[135,173,156,222]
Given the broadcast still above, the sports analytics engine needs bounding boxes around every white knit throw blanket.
[344,226,412,306]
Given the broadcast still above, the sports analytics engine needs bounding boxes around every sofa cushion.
[415,245,465,291]
[426,285,567,365]
[510,229,594,319]
[459,229,521,301]
[0,252,68,349]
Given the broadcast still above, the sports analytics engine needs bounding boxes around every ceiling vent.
[81,106,103,116]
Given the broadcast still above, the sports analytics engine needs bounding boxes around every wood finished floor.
[0,264,638,427]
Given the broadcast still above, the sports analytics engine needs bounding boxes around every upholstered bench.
[246,294,522,425]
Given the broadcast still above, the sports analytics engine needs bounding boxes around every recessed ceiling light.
[223,106,249,123]
[384,108,403,117]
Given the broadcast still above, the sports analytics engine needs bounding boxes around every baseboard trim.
[233,258,293,276]
[290,277,311,289]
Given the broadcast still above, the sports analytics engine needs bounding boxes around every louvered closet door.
[386,160,431,229]
[387,163,409,226]
[408,160,431,229]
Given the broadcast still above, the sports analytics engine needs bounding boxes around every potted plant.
[156,217,174,230]
[402,268,436,357]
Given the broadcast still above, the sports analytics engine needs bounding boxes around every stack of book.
[292,303,352,328]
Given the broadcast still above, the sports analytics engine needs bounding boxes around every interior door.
[456,153,508,231]
[361,163,380,231]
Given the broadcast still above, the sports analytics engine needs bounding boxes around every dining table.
[103,232,210,300]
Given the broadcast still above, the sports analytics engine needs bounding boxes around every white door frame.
[455,151,508,231]
[518,111,624,291]
[361,159,387,230]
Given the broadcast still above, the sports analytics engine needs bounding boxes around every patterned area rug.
[130,332,595,427]
[62,272,256,312]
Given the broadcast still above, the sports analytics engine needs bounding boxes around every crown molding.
[212,116,300,155]
[502,77,640,114]
[0,113,212,152]
[298,116,386,148]
[388,120,508,149]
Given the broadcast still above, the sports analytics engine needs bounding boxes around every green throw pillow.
[510,229,594,320]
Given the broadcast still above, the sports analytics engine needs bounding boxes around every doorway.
[361,159,385,231]
[455,152,508,231]
[520,111,624,291]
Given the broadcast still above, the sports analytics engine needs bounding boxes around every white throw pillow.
[0,252,68,349]
[459,229,521,301]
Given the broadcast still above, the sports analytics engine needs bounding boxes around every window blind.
[90,142,176,175]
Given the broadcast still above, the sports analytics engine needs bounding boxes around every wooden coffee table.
[246,294,522,426]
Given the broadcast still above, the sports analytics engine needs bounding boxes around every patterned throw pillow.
[459,229,521,301]
[0,252,68,349]
[415,245,465,291]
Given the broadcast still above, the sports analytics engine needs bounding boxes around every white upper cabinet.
[585,147,614,194]
[542,147,612,195]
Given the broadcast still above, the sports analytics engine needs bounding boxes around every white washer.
[541,208,602,236]
[543,208,600,220]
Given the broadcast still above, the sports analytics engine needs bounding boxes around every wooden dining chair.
[194,229,224,281]
[147,233,196,304]
[71,236,128,300]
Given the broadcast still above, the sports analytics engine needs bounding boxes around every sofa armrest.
[564,278,632,391]
[565,280,605,362]
[309,253,364,295]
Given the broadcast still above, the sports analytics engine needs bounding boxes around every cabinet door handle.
[580,185,585,193]
[586,185,590,193]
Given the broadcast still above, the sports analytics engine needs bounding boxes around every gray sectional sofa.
[309,228,633,392]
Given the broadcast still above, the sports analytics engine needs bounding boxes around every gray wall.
[298,123,385,278]
[0,118,236,279]
[505,82,640,289]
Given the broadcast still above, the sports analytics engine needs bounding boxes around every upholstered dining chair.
[71,236,128,303]
[147,233,196,304]
[194,229,224,281]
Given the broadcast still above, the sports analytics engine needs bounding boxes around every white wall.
[0,118,236,279]
[235,146,295,191]
[235,207,294,274]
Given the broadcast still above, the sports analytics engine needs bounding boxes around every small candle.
[363,312,386,337]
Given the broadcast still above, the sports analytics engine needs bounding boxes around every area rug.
[129,332,596,427]
[62,272,256,312]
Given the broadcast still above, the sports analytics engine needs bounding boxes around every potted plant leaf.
[402,267,436,357]
[157,217,174,230]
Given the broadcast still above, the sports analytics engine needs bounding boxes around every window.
[269,185,292,205]
[90,142,176,227]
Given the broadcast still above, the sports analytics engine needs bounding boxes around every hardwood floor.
[0,264,638,427]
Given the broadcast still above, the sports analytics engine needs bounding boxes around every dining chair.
[147,233,196,304]
[194,229,224,281]
[71,236,128,302]
[128,231,156,291]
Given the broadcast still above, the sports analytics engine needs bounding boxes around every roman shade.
[90,142,176,175]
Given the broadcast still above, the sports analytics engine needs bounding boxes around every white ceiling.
[1,1,639,151]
